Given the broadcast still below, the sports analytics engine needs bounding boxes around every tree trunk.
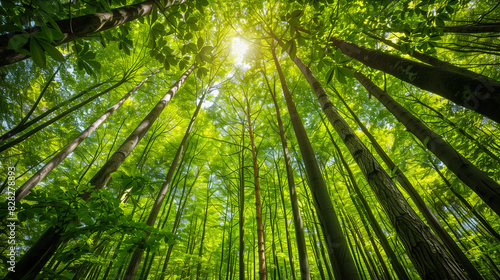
[196,184,212,280]
[328,37,500,123]
[0,0,187,67]
[5,66,193,280]
[16,70,159,200]
[333,88,485,279]
[271,45,360,280]
[245,97,267,280]
[86,65,194,194]
[239,121,246,280]
[289,53,469,279]
[354,71,500,218]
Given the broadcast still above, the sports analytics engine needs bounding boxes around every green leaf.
[334,48,343,62]
[30,39,46,68]
[151,5,158,24]
[7,34,29,50]
[197,67,209,78]
[435,17,445,27]
[289,40,297,59]
[290,10,303,18]
[38,39,64,61]
[326,67,335,84]
[335,66,346,84]
[100,0,112,13]
[200,46,214,55]
[197,37,204,50]
[338,67,354,79]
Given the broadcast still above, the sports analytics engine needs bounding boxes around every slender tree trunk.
[196,184,211,280]
[124,91,206,279]
[288,51,469,278]
[0,0,187,66]
[16,70,159,200]
[238,121,246,280]
[354,71,500,218]
[271,46,359,280]
[86,65,194,194]
[245,97,267,280]
[4,66,193,280]
[328,37,500,123]
[0,77,128,153]
[332,88,485,279]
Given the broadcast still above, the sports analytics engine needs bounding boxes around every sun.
[231,37,249,65]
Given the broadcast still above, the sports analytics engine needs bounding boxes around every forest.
[0,0,499,279]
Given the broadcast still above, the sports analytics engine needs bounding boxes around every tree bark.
[85,65,194,195]
[329,37,500,123]
[271,45,360,280]
[245,96,267,280]
[289,53,469,279]
[0,0,187,67]
[354,71,500,218]
[239,122,246,280]
[16,69,159,200]
[364,32,493,81]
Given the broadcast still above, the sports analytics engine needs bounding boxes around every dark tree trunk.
[329,37,500,123]
[0,0,187,67]
[245,97,267,280]
[443,23,500,33]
